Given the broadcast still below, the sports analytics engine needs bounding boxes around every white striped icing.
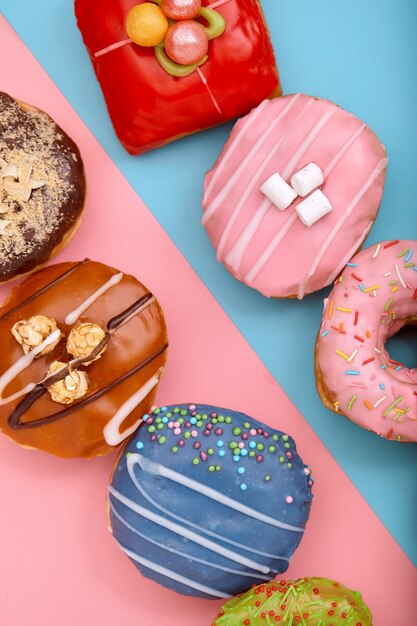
[244,123,375,285]
[216,95,308,260]
[202,94,302,225]
[130,452,304,533]
[298,158,388,295]
[64,272,123,326]
[115,542,232,598]
[103,369,163,446]
[226,108,335,273]
[124,468,288,565]
[109,500,271,581]
[203,100,269,209]
[108,486,271,574]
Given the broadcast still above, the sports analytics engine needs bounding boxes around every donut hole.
[385,322,417,370]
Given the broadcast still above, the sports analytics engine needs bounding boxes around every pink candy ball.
[161,0,201,20]
[165,20,208,66]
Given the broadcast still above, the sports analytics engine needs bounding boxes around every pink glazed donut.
[315,240,417,442]
[202,94,388,298]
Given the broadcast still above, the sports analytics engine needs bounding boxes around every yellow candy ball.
[126,3,169,47]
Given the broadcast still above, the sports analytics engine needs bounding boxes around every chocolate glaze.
[0,259,88,321]
[9,344,167,430]
[0,92,86,281]
[0,261,168,458]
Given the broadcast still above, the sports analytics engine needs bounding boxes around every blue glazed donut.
[108,404,314,599]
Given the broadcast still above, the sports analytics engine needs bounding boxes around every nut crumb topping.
[67,322,106,364]
[11,315,62,356]
[47,361,89,405]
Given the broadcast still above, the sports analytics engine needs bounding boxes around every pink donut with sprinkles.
[315,240,417,442]
[202,94,388,298]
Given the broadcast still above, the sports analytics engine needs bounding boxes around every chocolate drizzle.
[8,343,168,430]
[7,289,167,430]
[0,260,89,321]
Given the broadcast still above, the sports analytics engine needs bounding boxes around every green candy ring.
[149,0,226,77]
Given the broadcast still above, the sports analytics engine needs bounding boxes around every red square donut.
[75,0,281,154]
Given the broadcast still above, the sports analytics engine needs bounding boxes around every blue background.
[1,0,416,564]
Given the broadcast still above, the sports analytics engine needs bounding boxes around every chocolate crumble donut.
[0,92,86,283]
[0,260,168,458]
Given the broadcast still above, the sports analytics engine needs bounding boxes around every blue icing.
[109,404,313,599]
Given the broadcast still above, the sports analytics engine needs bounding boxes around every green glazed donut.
[212,577,373,626]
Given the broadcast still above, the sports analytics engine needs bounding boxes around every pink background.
[0,17,416,625]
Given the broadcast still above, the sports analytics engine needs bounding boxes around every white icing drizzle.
[202,94,302,225]
[110,500,271,581]
[322,221,374,288]
[297,158,388,294]
[245,124,377,285]
[217,96,311,261]
[130,452,305,533]
[226,108,335,272]
[123,468,288,565]
[246,213,298,283]
[64,273,123,326]
[323,124,366,177]
[203,100,269,208]
[109,485,272,574]
[115,541,232,599]
[0,329,61,406]
[103,368,163,446]
[395,263,407,289]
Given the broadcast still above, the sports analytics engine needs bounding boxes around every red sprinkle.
[244,621,251,625]
[351,273,363,281]
[362,357,375,365]
[354,311,359,326]
[384,240,399,249]
[313,588,319,595]
[387,428,394,440]
[413,289,417,301]
[354,334,365,342]
[329,610,335,616]
[331,325,346,334]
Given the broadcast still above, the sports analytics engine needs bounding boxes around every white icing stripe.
[216,98,314,261]
[299,158,388,290]
[196,67,222,115]
[109,486,271,574]
[116,542,232,598]
[244,124,375,285]
[225,198,271,268]
[126,468,288,564]
[131,453,304,533]
[64,273,123,326]
[322,221,374,288]
[246,213,298,283]
[0,329,61,406]
[203,101,269,204]
[103,369,163,446]
[110,500,271,580]
[227,108,335,273]
[324,124,366,177]
[280,109,335,180]
[202,94,302,225]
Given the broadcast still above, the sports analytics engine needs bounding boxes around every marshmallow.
[291,162,324,197]
[296,189,333,227]
[260,173,297,211]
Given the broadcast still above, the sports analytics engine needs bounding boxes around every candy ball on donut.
[165,20,209,65]
[212,577,373,625]
[161,0,201,21]
[108,404,313,598]
[316,240,417,442]
[0,260,168,458]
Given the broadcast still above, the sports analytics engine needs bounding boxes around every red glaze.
[75,0,281,155]
[165,21,208,65]
[161,0,201,20]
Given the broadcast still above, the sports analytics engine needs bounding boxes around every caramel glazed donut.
[0,92,86,283]
[316,240,417,442]
[212,577,373,625]
[0,261,168,458]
